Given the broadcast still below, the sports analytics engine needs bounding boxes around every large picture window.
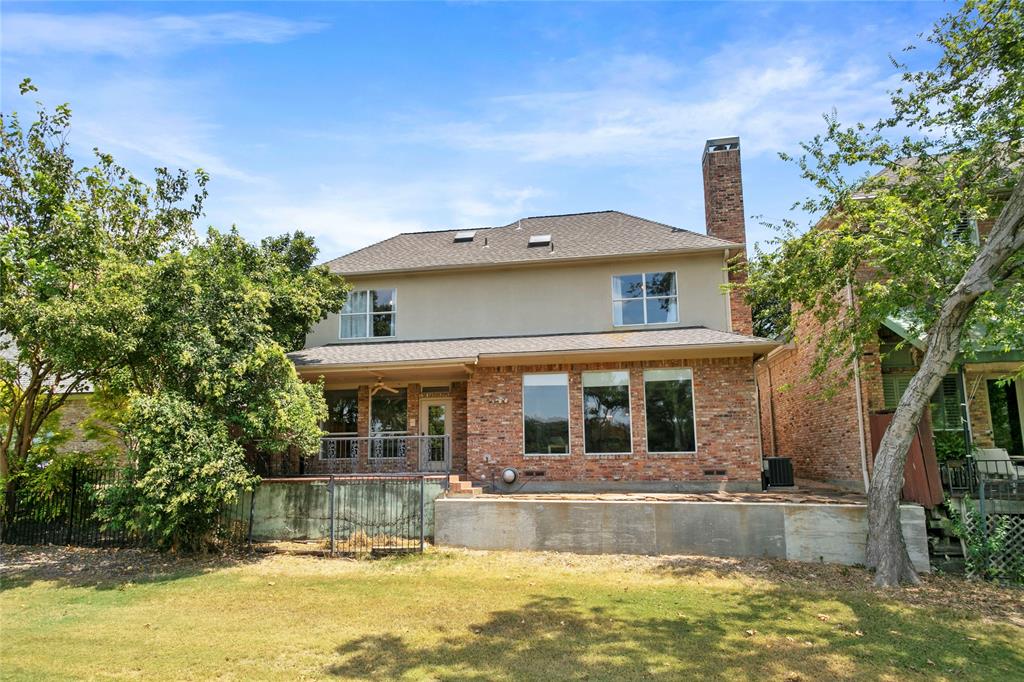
[323,389,358,434]
[612,272,678,326]
[583,371,632,454]
[370,388,407,433]
[523,374,569,455]
[341,289,396,339]
[644,368,696,453]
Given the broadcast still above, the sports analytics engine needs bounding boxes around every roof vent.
[453,230,476,243]
[527,234,551,247]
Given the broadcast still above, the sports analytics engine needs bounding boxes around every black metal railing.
[0,467,139,547]
[244,474,446,555]
[941,456,1024,496]
[312,433,451,475]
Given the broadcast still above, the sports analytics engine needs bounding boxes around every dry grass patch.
[1,545,1022,681]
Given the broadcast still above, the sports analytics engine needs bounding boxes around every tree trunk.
[867,176,1024,587]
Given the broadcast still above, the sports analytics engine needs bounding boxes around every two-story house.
[289,138,777,491]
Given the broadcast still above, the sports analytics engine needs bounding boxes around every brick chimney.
[702,136,753,335]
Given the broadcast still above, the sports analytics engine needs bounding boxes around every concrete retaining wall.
[435,498,930,572]
[235,478,446,542]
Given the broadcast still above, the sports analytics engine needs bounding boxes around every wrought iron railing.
[315,433,451,474]
[940,457,1024,496]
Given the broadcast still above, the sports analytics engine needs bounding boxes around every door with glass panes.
[419,399,451,471]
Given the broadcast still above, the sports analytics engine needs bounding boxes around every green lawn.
[1,546,1022,681]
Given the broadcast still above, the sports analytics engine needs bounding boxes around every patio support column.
[357,385,371,471]
[406,383,421,471]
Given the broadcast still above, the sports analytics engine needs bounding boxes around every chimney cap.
[703,136,740,160]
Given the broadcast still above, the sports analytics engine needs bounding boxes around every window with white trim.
[611,272,678,326]
[583,370,632,454]
[523,373,569,455]
[644,368,696,453]
[340,289,396,339]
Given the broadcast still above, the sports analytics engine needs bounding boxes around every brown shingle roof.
[324,211,738,275]
[290,327,776,368]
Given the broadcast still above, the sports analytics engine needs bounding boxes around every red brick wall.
[965,370,996,448]
[465,356,761,487]
[756,310,872,489]
[702,142,753,335]
[450,381,469,474]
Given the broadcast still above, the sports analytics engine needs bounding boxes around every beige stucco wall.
[306,252,731,347]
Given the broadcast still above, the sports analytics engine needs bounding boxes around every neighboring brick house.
[756,244,1024,492]
[290,137,777,491]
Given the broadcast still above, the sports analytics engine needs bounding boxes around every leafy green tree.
[1,78,205,499]
[745,0,1023,586]
[119,227,344,458]
[3,83,348,547]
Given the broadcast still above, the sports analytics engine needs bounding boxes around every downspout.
[752,361,766,479]
[847,282,871,493]
[766,361,778,455]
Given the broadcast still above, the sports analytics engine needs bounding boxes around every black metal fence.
[0,468,139,547]
[244,474,445,556]
[2,466,443,557]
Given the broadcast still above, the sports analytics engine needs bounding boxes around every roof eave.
[291,339,778,372]
[329,244,743,278]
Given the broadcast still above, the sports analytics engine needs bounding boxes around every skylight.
[527,234,552,247]
[453,230,476,243]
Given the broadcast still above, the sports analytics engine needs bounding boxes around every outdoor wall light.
[501,467,518,484]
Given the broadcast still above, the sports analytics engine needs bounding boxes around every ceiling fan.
[370,378,400,396]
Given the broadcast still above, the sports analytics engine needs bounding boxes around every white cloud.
[24,73,266,185]
[419,38,899,163]
[212,180,547,257]
[1,12,325,57]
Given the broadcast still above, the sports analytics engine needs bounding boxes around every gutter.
[294,357,479,372]
[475,340,778,363]
[328,245,743,278]
[292,339,779,372]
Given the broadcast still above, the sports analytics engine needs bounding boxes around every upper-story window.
[340,289,396,339]
[611,272,678,326]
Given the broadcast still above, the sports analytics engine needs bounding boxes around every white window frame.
[643,367,698,455]
[611,271,679,327]
[582,370,633,456]
[522,372,571,457]
[339,288,397,340]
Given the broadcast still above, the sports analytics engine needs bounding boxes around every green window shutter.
[932,376,961,431]
[883,375,914,410]
[945,376,961,428]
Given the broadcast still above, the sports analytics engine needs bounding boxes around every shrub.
[99,393,258,551]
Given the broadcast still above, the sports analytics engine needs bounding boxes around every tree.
[1,78,206,501]
[120,228,346,456]
[745,0,1023,586]
[2,84,349,547]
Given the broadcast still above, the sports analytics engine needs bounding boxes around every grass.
[1,546,1022,681]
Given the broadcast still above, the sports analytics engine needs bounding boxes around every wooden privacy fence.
[869,411,944,509]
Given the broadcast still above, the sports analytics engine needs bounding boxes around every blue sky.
[1,1,952,259]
